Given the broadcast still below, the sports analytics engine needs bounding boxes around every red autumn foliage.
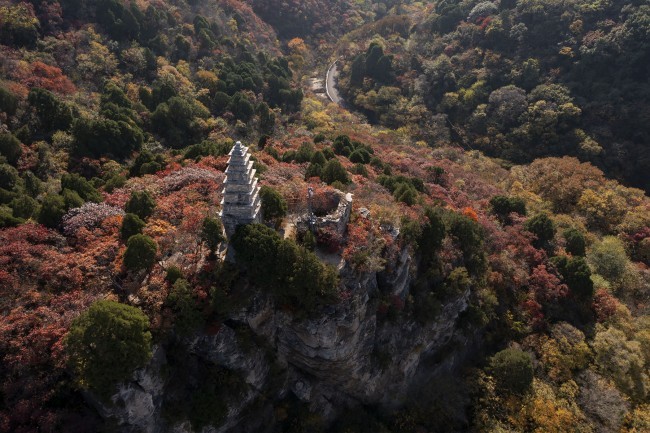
[21,61,76,95]
[343,216,373,262]
[522,298,545,331]
[528,264,569,303]
[310,185,341,216]
[592,289,619,322]
[317,226,343,253]
[0,224,103,432]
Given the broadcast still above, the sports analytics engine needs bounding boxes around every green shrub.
[123,234,157,271]
[125,190,155,220]
[310,150,327,165]
[28,88,74,133]
[588,236,629,283]
[120,213,146,240]
[445,211,486,276]
[129,150,166,177]
[66,300,152,397]
[0,133,22,165]
[551,255,594,299]
[22,171,42,197]
[305,162,322,179]
[393,182,418,205]
[104,174,127,192]
[266,147,281,162]
[282,150,297,162]
[0,163,19,190]
[377,174,425,194]
[72,116,143,159]
[201,216,225,254]
[300,229,316,251]
[489,195,526,223]
[322,147,336,160]
[61,173,103,203]
[353,163,369,177]
[258,102,275,133]
[563,228,586,256]
[349,148,372,164]
[166,279,203,335]
[232,224,338,314]
[38,193,66,228]
[525,213,555,251]
[333,135,352,156]
[488,348,533,396]
[419,207,446,262]
[0,85,18,116]
[165,266,183,284]
[294,142,314,163]
[151,96,207,148]
[62,189,84,209]
[10,195,38,219]
[0,205,23,227]
[259,186,287,223]
[443,267,471,298]
[320,159,350,185]
[184,140,230,160]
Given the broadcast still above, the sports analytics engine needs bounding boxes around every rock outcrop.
[89,346,167,433]
[99,242,475,432]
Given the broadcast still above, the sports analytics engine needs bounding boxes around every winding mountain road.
[325,60,344,106]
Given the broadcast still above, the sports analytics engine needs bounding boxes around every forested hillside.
[0,0,649,432]
[337,0,650,190]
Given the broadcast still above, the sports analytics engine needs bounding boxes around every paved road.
[325,60,344,106]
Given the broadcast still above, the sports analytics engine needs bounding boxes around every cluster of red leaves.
[342,216,373,262]
[477,16,493,30]
[0,224,103,432]
[0,224,84,293]
[592,289,620,322]
[522,298,545,331]
[15,61,76,95]
[528,264,569,303]
[317,226,343,254]
[154,185,213,228]
[622,226,650,264]
[523,264,569,330]
[311,185,340,216]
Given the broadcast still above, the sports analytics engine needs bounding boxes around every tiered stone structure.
[219,141,261,237]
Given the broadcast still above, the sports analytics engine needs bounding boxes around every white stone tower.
[219,141,261,237]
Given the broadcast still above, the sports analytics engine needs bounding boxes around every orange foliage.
[462,206,479,221]
[287,37,307,53]
[21,61,76,95]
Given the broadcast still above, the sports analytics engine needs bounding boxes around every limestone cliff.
[97,244,476,432]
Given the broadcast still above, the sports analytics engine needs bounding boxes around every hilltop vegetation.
[0,0,649,432]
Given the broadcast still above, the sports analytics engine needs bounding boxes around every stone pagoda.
[219,141,261,237]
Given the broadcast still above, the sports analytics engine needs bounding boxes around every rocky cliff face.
[98,244,475,432]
